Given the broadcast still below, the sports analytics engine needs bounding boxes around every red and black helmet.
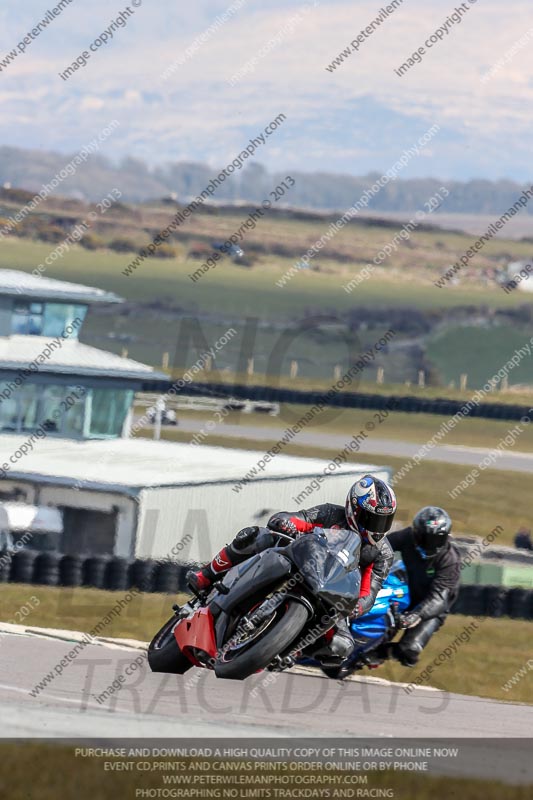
[345,474,397,545]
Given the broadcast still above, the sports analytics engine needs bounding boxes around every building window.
[11,302,87,337]
[12,302,44,335]
[43,303,87,337]
[88,388,134,438]
[0,383,133,439]
[35,385,85,437]
[0,383,85,437]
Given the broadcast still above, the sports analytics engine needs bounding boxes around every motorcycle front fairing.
[285,528,361,615]
[209,548,294,650]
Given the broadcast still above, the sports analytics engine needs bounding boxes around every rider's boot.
[372,641,394,662]
[312,619,355,667]
[186,547,234,595]
[186,527,262,596]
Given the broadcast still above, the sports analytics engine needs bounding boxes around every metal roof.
[0,336,168,382]
[0,435,389,493]
[0,270,122,304]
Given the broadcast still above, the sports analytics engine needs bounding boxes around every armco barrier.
[181,382,532,422]
[1,551,533,617]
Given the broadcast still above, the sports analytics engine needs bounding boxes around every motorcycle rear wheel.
[148,615,193,674]
[214,599,308,680]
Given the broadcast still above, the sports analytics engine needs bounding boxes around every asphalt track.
[2,632,532,783]
[170,418,533,474]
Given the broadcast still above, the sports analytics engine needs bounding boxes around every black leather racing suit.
[387,527,461,665]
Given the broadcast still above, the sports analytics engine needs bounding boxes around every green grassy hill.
[2,191,533,392]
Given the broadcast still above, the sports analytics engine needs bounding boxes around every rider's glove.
[350,601,364,620]
[267,513,299,536]
[399,612,422,629]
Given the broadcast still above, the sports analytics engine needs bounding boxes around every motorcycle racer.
[382,506,461,667]
[186,474,397,666]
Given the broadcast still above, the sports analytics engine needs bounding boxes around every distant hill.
[0,144,531,217]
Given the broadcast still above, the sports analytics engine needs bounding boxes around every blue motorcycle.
[299,559,410,680]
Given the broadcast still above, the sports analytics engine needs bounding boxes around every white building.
[0,434,391,561]
[0,270,168,438]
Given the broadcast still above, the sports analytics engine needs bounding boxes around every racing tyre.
[148,615,193,674]
[214,599,308,680]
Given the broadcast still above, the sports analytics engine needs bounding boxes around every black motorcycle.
[148,527,361,681]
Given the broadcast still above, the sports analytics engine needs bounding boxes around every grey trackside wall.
[135,468,392,563]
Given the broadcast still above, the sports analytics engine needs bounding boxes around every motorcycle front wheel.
[148,615,193,674]
[214,599,308,680]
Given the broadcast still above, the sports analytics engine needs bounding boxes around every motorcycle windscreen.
[286,529,361,613]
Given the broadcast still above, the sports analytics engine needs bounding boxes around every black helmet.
[345,474,397,545]
[413,506,451,556]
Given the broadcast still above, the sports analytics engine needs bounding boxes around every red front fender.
[174,607,217,667]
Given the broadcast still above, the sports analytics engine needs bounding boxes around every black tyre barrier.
[104,557,129,591]
[397,397,417,413]
[450,589,466,615]
[507,587,531,620]
[34,552,61,587]
[457,584,486,616]
[527,592,533,621]
[10,550,37,584]
[5,550,533,615]
[82,556,109,590]
[525,592,533,621]
[182,382,533,423]
[0,552,12,583]
[483,586,508,618]
[450,585,533,620]
[59,555,84,587]
[176,564,189,592]
[129,558,156,592]
[152,561,181,594]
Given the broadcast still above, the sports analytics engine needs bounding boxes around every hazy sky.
[0,0,532,181]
